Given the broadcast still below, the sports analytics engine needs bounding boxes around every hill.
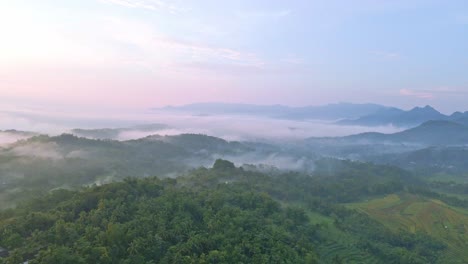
[349,193,468,263]
[370,146,468,173]
[452,112,468,126]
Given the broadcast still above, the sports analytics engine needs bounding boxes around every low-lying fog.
[0,131,33,145]
[0,107,403,143]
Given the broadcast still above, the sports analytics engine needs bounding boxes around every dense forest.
[0,133,314,209]
[2,159,464,264]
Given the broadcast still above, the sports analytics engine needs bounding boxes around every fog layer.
[0,108,402,143]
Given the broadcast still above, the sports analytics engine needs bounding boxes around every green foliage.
[0,133,254,208]
[0,175,317,263]
[213,159,236,170]
[0,161,452,263]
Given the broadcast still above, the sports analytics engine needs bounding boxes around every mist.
[0,131,34,146]
[0,107,403,143]
[142,113,402,142]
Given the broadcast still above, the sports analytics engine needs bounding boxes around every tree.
[213,159,235,170]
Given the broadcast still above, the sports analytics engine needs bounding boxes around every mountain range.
[339,105,468,127]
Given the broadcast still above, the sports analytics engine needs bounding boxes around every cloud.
[101,16,264,71]
[159,39,263,67]
[212,152,313,172]
[141,113,402,141]
[99,0,185,14]
[0,131,34,146]
[10,142,64,160]
[2,105,403,143]
[399,89,434,99]
[399,87,468,100]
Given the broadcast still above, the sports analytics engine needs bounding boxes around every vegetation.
[349,193,468,263]
[0,134,259,208]
[0,159,455,263]
[2,128,468,263]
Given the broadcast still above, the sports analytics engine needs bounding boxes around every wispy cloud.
[162,39,263,66]
[101,16,264,71]
[99,0,186,14]
[399,89,434,99]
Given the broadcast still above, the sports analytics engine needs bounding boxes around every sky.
[1,0,467,113]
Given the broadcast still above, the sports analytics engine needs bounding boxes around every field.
[349,193,468,263]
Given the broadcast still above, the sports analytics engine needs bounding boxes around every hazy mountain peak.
[409,105,439,113]
[450,111,464,118]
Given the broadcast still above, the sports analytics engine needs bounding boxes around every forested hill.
[0,133,258,208]
[0,160,455,264]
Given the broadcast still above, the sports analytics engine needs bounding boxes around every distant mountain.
[155,102,389,120]
[450,111,465,119]
[344,120,468,145]
[279,103,389,120]
[451,112,468,126]
[338,105,448,127]
[337,107,405,126]
[401,105,447,124]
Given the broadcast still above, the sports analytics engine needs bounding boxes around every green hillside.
[349,193,468,263]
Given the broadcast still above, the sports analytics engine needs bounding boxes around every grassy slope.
[348,193,468,263]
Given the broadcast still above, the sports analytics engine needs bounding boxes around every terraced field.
[349,193,468,263]
[308,213,382,264]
